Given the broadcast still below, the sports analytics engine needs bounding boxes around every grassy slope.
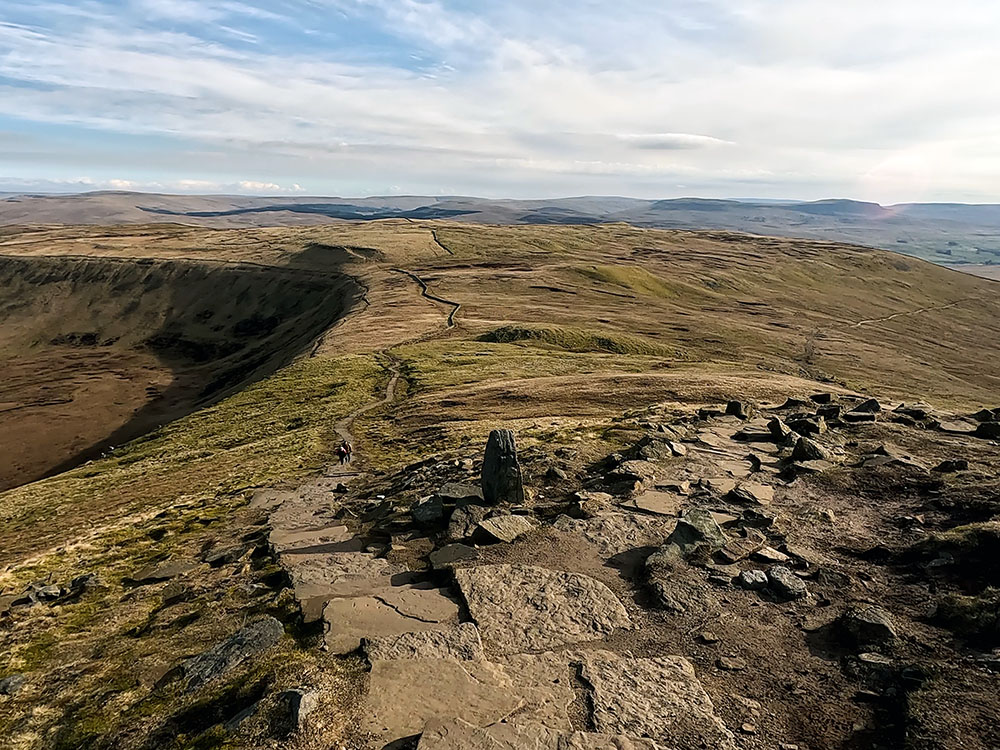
[1,220,999,748]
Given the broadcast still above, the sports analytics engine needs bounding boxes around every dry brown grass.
[2,220,999,748]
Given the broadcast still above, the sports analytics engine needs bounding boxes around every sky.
[1,1,999,202]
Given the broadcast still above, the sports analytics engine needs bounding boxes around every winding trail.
[796,294,982,380]
[325,268,460,470]
[332,357,402,449]
[849,297,977,328]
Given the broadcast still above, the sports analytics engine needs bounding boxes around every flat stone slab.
[553,512,672,558]
[417,719,664,749]
[363,656,573,744]
[716,460,754,478]
[269,525,357,554]
[728,482,774,505]
[365,623,484,662]
[287,552,405,623]
[454,565,631,653]
[324,583,461,655]
[580,651,736,749]
[623,490,684,517]
[699,477,737,495]
[478,514,538,543]
[127,560,199,585]
[498,650,581,729]
[437,482,484,502]
[429,543,480,570]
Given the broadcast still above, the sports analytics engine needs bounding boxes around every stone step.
[324,582,462,655]
[580,651,736,749]
[362,653,577,745]
[363,649,735,749]
[417,718,664,749]
[454,564,632,654]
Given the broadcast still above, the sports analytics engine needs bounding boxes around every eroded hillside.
[0,252,361,490]
[0,221,998,750]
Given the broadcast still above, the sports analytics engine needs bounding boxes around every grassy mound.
[934,589,1000,646]
[910,521,1000,585]
[575,264,684,298]
[479,324,679,357]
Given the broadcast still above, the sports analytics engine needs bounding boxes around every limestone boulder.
[477,514,538,543]
[837,604,898,650]
[177,617,284,693]
[767,566,808,600]
[447,504,491,542]
[791,437,832,462]
[665,509,727,554]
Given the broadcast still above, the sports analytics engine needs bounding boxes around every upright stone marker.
[481,429,524,505]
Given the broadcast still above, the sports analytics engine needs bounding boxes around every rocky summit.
[1,221,999,750]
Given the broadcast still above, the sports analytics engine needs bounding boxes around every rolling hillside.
[3,192,1000,269]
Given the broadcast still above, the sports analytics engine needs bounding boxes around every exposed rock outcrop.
[481,429,525,505]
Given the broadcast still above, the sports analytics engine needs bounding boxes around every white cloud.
[619,133,734,150]
[0,176,307,194]
[1,0,999,200]
[237,180,303,192]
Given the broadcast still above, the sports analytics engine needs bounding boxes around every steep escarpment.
[0,255,361,490]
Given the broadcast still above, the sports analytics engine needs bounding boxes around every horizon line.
[3,190,1000,208]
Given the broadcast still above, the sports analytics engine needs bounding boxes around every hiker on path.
[338,440,353,465]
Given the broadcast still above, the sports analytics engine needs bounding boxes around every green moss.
[10,629,58,672]
[391,340,663,393]
[179,726,237,750]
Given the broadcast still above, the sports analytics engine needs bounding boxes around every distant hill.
[2,191,1000,268]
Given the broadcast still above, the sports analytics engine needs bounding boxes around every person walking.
[338,440,352,465]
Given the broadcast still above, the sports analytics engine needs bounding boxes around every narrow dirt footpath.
[333,357,402,448]
[311,267,460,472]
[850,296,978,328]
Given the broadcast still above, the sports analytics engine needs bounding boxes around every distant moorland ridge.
[2,191,1000,274]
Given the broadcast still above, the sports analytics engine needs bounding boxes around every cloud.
[619,133,734,150]
[0,176,307,194]
[1,1,999,200]
[237,180,303,193]
[131,0,287,24]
